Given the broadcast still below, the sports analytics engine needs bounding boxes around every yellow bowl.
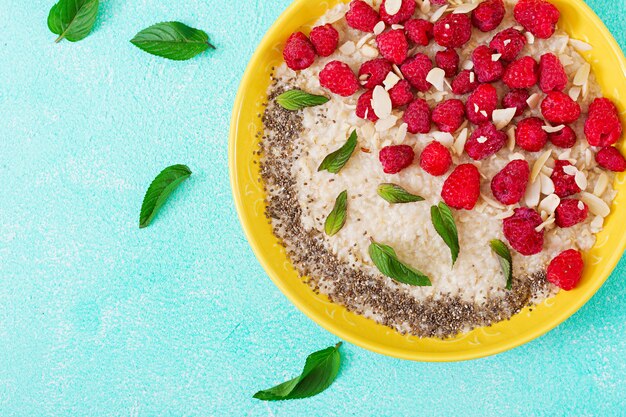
[229,0,626,361]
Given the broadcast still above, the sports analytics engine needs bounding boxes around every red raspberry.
[466,84,498,125]
[431,0,447,4]
[442,164,481,210]
[451,70,479,95]
[346,0,381,32]
[548,126,577,148]
[503,89,530,116]
[404,19,433,46]
[403,98,431,134]
[595,147,626,172]
[358,59,393,89]
[555,199,588,228]
[503,208,544,256]
[420,141,452,176]
[309,24,339,57]
[376,29,408,65]
[551,160,581,198]
[584,98,623,147]
[379,145,415,174]
[539,53,567,93]
[356,90,378,121]
[319,61,360,96]
[515,117,548,152]
[380,0,416,25]
[472,45,504,83]
[432,99,465,133]
[472,0,505,32]
[489,28,526,62]
[541,91,581,124]
[388,80,414,108]
[465,122,507,160]
[491,160,530,205]
[400,54,433,91]
[433,14,472,48]
[546,249,584,291]
[283,32,316,71]
[513,0,560,39]
[503,56,538,89]
[435,49,460,78]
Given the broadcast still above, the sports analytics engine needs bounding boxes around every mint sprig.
[324,190,348,236]
[131,22,215,61]
[48,0,99,43]
[431,202,460,267]
[318,131,358,174]
[139,164,192,228]
[490,239,513,290]
[276,90,330,111]
[377,183,424,204]
[368,242,431,286]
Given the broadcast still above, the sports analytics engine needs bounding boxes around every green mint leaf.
[377,183,424,204]
[324,190,348,237]
[318,131,358,174]
[47,0,99,43]
[431,202,460,266]
[276,90,330,111]
[490,239,513,290]
[368,242,431,286]
[253,342,342,401]
[131,22,215,61]
[139,164,192,228]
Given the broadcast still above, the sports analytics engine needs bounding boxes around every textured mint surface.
[0,0,624,415]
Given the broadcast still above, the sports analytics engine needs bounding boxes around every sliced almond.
[453,128,468,155]
[540,174,555,195]
[356,33,374,49]
[509,152,525,161]
[462,60,474,70]
[392,64,404,79]
[426,67,446,92]
[507,126,516,151]
[559,54,575,66]
[580,192,610,217]
[492,108,518,130]
[491,53,502,62]
[541,165,554,177]
[469,71,476,83]
[453,2,480,13]
[476,135,488,144]
[430,5,448,22]
[375,115,399,132]
[573,63,591,86]
[503,39,511,46]
[535,214,556,232]
[432,131,455,148]
[481,194,505,210]
[538,194,561,215]
[532,150,553,183]
[383,72,401,90]
[384,0,402,16]
[590,215,604,233]
[496,209,515,220]
[578,200,586,211]
[479,110,488,117]
[526,93,542,109]
[339,41,356,55]
[575,170,588,191]
[525,177,542,208]
[420,0,432,14]
[568,86,582,101]
[594,172,609,196]
[525,31,535,45]
[373,21,386,35]
[569,39,593,52]
[582,79,589,98]
[563,165,578,176]
[396,123,408,142]
[361,44,379,58]
[391,24,404,30]
[542,124,565,133]
[372,86,392,118]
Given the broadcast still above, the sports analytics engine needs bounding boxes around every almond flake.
[525,178,542,208]
[339,41,356,55]
[496,209,515,220]
[473,103,480,113]
[372,86,393,118]
[582,79,589,99]
[590,215,604,233]
[481,194,505,209]
[492,108,517,130]
[453,128,468,155]
[509,152,525,161]
[432,131,455,148]
[383,72,401,90]
[392,64,404,79]
[542,124,565,133]
[462,60,474,70]
[420,0,432,14]
[479,110,488,117]
[575,170,588,190]
[538,194,561,215]
[356,33,374,49]
[594,173,609,196]
[525,31,535,45]
[580,192,610,217]
[469,71,476,83]
[453,3,479,13]
[384,0,402,16]
[426,67,447,91]
[503,39,511,46]
[375,115,399,132]
[540,174,555,195]
[396,123,408,142]
[568,86,581,101]
[573,63,591,86]
[526,93,542,109]
[562,165,578,176]
[569,39,593,52]
[491,53,502,62]
[361,44,379,57]
[577,201,585,211]
[541,166,554,177]
[430,5,448,22]
[476,135,488,144]
[507,126,516,151]
[535,215,556,232]
[532,150,553,183]
[391,24,404,30]
[559,54,574,66]
[373,21,386,35]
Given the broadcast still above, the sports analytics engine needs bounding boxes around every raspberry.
[472,0,505,32]
[491,160,530,205]
[546,249,584,291]
[503,89,530,116]
[404,19,433,46]
[548,126,577,148]
[379,145,415,174]
[380,0,416,25]
[541,91,581,124]
[346,0,381,33]
[538,53,567,93]
[503,56,538,89]
[472,45,504,83]
[503,208,544,256]
[432,99,465,133]
[376,30,408,65]
[513,0,560,39]
[309,24,339,57]
[435,49,460,78]
[595,147,626,172]
[388,80,414,108]
[515,117,548,152]
[466,84,498,125]
[584,98,623,147]
[400,54,433,91]
[489,28,526,62]
[283,32,316,71]
[358,59,393,89]
[433,14,472,48]
[551,160,581,198]
[420,141,452,176]
[431,0,447,4]
[555,199,588,228]
[403,98,431,134]
[442,164,481,210]
[465,122,507,160]
[356,90,378,121]
[319,61,360,97]
[451,70,479,95]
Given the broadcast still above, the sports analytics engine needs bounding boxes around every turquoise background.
[1,0,625,415]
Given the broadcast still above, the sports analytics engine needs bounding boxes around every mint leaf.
[139,164,192,228]
[490,239,513,290]
[131,22,215,61]
[324,190,348,236]
[431,202,460,266]
[368,242,431,286]
[47,0,99,43]
[253,343,342,401]
[377,183,424,204]
[318,131,358,174]
[276,90,330,111]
